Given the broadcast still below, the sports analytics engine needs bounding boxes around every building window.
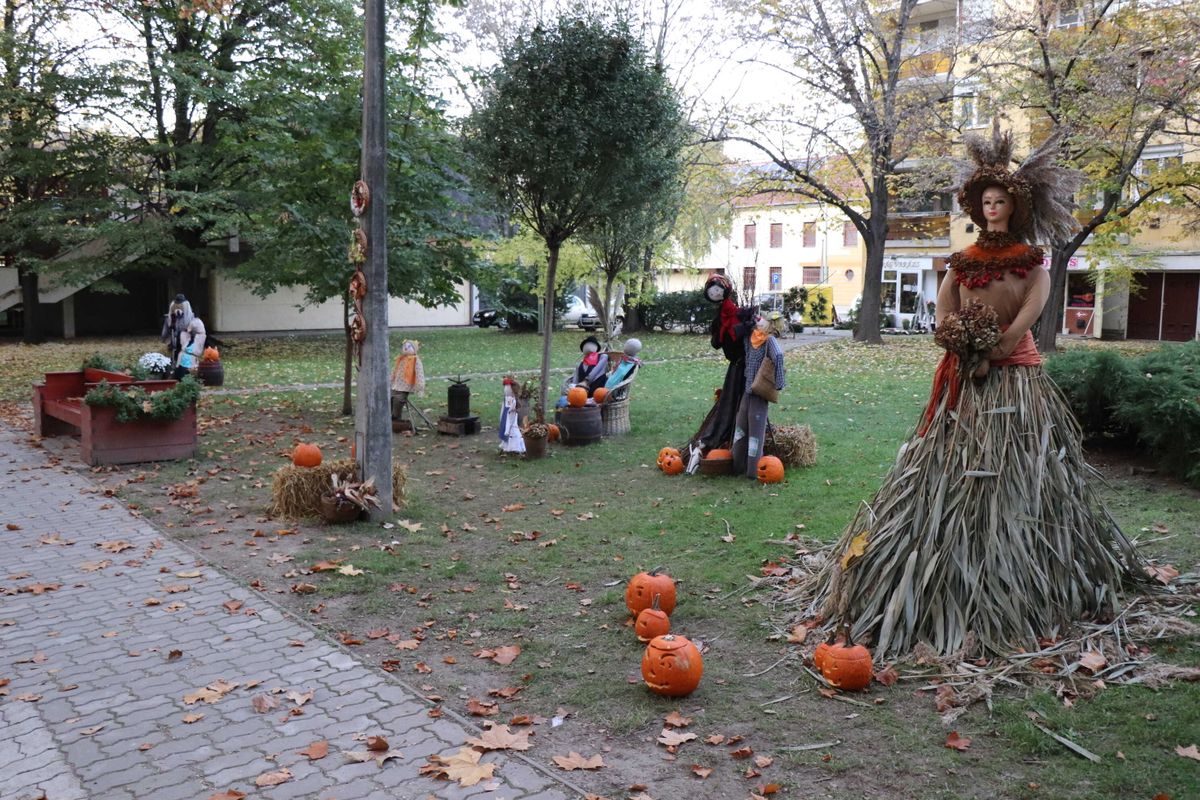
[957,92,992,128]
[802,266,822,285]
[1057,0,1082,28]
[769,223,783,248]
[769,266,782,290]
[803,222,816,248]
[743,224,756,250]
[743,266,757,295]
[917,20,940,51]
[842,222,858,248]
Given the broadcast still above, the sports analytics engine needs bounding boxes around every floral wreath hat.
[955,120,1085,244]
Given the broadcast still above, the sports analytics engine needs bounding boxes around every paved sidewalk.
[0,428,576,800]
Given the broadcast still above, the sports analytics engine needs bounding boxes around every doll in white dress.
[498,377,525,454]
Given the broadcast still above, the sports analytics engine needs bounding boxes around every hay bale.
[765,424,817,468]
[269,458,407,519]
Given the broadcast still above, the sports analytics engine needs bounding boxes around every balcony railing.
[898,50,952,78]
[886,212,951,241]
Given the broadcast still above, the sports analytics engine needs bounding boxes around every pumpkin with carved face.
[625,568,676,616]
[641,634,703,697]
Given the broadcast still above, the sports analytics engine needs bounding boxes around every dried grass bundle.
[765,424,818,467]
[783,365,1144,659]
[270,458,407,519]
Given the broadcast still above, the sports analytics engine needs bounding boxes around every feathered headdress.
[956,121,1085,244]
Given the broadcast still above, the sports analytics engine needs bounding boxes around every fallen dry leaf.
[730,746,754,759]
[1145,564,1180,585]
[1078,651,1107,673]
[254,768,292,787]
[366,736,389,752]
[420,747,497,786]
[1176,744,1200,762]
[395,639,421,650]
[466,698,499,716]
[297,740,328,760]
[492,645,521,665]
[754,755,773,769]
[96,540,133,553]
[344,748,403,767]
[704,734,726,745]
[221,599,243,613]
[207,792,246,800]
[874,665,899,686]
[664,710,692,728]
[658,728,698,748]
[182,713,205,724]
[691,764,713,779]
[286,689,314,707]
[337,564,364,576]
[945,731,972,751]
[251,693,278,713]
[183,680,238,705]
[552,752,606,771]
[467,723,532,751]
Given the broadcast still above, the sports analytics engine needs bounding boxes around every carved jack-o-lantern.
[641,634,703,697]
[625,568,676,616]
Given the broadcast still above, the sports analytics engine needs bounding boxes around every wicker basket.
[601,396,631,436]
[699,456,734,476]
[319,494,362,524]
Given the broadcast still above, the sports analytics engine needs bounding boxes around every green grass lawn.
[13,327,1200,800]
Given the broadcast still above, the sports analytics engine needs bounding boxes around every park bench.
[33,368,198,466]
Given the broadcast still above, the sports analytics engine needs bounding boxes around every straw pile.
[765,424,817,468]
[780,365,1145,659]
[270,458,407,519]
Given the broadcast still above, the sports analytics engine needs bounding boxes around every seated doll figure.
[560,336,608,405]
[604,338,642,397]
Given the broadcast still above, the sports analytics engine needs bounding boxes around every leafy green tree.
[991,1,1200,351]
[465,13,686,420]
[231,0,477,414]
[0,0,125,342]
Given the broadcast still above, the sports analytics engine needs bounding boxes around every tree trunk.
[342,293,353,416]
[621,245,653,334]
[19,265,43,344]
[856,224,886,345]
[1036,247,1070,353]
[537,242,560,423]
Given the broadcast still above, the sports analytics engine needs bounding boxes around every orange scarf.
[750,329,769,349]
[393,354,417,387]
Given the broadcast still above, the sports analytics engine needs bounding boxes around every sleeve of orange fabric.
[935,272,960,325]
[994,267,1050,358]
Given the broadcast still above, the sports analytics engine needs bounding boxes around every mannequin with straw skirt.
[798,125,1144,659]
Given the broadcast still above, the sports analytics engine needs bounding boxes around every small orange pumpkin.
[635,594,671,642]
[820,626,873,691]
[593,387,608,403]
[642,634,703,697]
[661,453,685,475]
[202,346,220,362]
[625,567,676,616]
[657,446,680,468]
[756,455,785,484]
[567,386,588,407]
[547,424,560,442]
[292,443,322,468]
[705,448,732,460]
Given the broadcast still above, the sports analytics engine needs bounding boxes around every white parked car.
[561,295,597,329]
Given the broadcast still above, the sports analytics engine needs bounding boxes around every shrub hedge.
[1045,341,1200,486]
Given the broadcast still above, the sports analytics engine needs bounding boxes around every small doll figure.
[390,339,426,424]
[572,335,609,395]
[498,377,525,454]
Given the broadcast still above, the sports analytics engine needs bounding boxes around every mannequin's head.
[401,339,419,355]
[623,338,642,357]
[704,273,734,303]
[580,336,601,355]
[981,185,1014,231]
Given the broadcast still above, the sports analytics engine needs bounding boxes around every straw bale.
[765,424,818,468]
[269,458,407,519]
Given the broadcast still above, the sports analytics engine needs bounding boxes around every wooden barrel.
[557,405,602,446]
[196,360,224,387]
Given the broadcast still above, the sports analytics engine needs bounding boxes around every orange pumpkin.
[705,448,732,460]
[657,446,680,468]
[812,640,833,671]
[820,628,873,691]
[593,387,608,403]
[661,454,685,475]
[635,594,671,642]
[202,346,220,362]
[642,634,703,697]
[292,443,322,468]
[756,455,785,484]
[626,568,676,616]
[567,386,588,407]
[547,424,560,442]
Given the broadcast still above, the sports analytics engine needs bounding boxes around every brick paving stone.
[0,428,576,800]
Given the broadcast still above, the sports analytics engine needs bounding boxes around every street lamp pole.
[355,0,393,517]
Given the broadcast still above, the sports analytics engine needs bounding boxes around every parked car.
[561,296,596,329]
[472,308,500,328]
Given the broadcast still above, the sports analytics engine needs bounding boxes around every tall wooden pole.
[356,0,393,517]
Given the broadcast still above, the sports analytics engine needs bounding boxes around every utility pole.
[356,0,393,517]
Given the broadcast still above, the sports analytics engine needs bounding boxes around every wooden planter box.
[33,370,198,466]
